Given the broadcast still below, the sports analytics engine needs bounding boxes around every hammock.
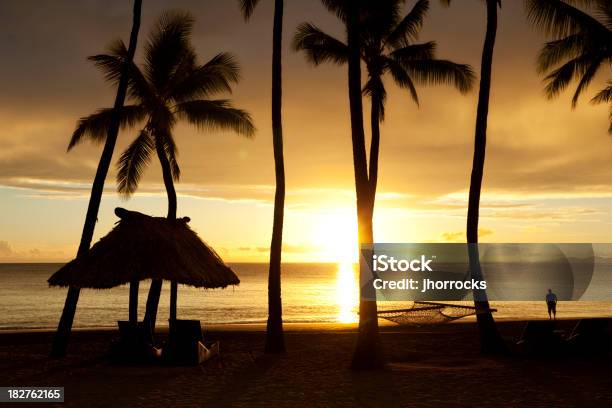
[377,301,497,325]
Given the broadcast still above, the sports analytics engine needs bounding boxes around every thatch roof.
[48,208,239,289]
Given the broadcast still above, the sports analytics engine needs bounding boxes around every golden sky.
[0,0,610,262]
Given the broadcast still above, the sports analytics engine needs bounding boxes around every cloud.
[0,241,66,261]
[479,229,494,238]
[1,1,611,210]
[236,243,317,254]
[0,241,14,256]
[441,232,463,242]
[441,228,494,243]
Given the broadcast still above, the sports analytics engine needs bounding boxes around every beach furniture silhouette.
[111,320,160,363]
[516,320,563,354]
[566,318,610,354]
[162,319,220,365]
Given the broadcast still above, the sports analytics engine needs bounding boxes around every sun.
[312,209,359,263]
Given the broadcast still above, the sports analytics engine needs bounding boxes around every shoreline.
[2,314,609,334]
[0,316,592,334]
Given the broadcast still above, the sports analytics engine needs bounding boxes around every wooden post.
[170,281,178,321]
[129,280,139,324]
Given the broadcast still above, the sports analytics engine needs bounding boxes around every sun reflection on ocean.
[336,261,359,323]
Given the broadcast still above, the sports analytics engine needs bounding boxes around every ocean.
[1,263,611,330]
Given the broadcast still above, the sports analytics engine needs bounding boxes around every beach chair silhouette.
[111,320,160,363]
[516,320,563,354]
[162,319,220,365]
[566,318,610,354]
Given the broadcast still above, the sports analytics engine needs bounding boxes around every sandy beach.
[1,320,611,407]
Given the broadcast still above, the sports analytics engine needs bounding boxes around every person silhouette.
[546,289,558,320]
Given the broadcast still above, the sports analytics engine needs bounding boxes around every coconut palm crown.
[525,0,611,132]
[293,0,474,194]
[293,0,474,124]
[68,10,256,199]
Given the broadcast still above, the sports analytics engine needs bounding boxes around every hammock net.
[377,301,493,325]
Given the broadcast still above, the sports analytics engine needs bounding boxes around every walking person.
[546,289,558,320]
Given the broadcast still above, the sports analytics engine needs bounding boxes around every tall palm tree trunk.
[129,279,139,324]
[368,97,381,199]
[265,0,286,353]
[50,0,142,358]
[143,138,178,329]
[468,0,505,354]
[348,3,383,371]
[144,279,163,328]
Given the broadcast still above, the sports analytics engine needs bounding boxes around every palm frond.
[88,39,128,84]
[537,33,589,73]
[170,53,241,102]
[591,82,612,104]
[390,41,437,61]
[594,84,612,133]
[525,0,607,37]
[88,40,153,103]
[116,129,154,196]
[320,0,349,22]
[68,105,146,151]
[542,54,593,99]
[239,0,261,20]
[385,0,430,48]
[440,0,501,8]
[385,56,420,106]
[558,0,610,17]
[570,57,603,106]
[293,23,349,65]
[144,10,195,91]
[175,99,256,137]
[162,45,198,97]
[358,0,403,44]
[400,59,475,94]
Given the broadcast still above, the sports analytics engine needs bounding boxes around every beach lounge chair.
[516,320,564,355]
[566,318,610,355]
[111,320,161,363]
[162,319,220,365]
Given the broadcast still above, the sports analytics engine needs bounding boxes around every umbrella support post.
[129,279,139,324]
[170,281,177,321]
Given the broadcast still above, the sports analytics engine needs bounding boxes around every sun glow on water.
[310,209,360,322]
[336,261,359,323]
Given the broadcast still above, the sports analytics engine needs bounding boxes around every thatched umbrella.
[49,207,239,323]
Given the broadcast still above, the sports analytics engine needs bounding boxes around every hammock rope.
[377,301,496,325]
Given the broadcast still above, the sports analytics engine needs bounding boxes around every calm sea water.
[0,263,611,330]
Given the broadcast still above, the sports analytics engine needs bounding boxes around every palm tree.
[295,0,474,369]
[440,0,506,353]
[343,0,383,370]
[69,11,255,329]
[50,0,143,358]
[296,0,381,369]
[525,0,611,133]
[238,0,287,353]
[294,0,475,200]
